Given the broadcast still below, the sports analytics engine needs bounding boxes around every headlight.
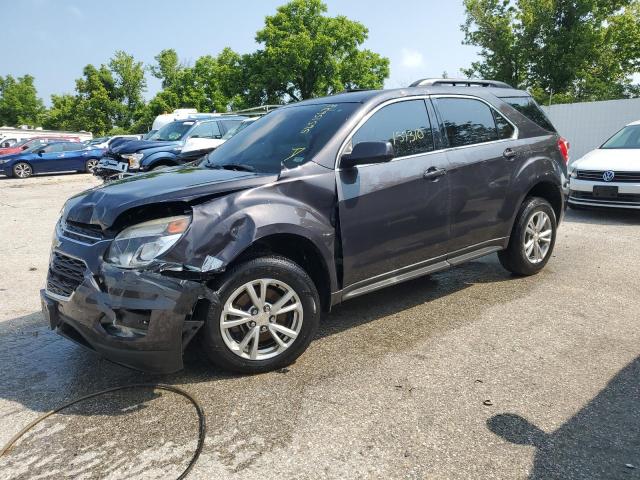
[0,159,9,164]
[105,215,191,268]
[570,168,578,178]
[122,153,144,169]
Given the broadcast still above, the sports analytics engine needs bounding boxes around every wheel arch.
[142,153,179,170]
[226,233,333,312]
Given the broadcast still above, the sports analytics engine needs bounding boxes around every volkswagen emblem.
[602,170,615,182]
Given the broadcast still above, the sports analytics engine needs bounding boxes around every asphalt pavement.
[0,173,638,479]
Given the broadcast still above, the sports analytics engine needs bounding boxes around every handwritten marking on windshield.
[301,104,338,134]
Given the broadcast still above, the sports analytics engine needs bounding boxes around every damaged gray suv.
[42,79,568,374]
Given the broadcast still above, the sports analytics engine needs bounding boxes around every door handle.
[423,167,447,181]
[503,148,517,160]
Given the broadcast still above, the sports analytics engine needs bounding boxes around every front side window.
[204,103,358,174]
[436,98,501,147]
[601,125,640,149]
[189,121,221,139]
[351,100,434,157]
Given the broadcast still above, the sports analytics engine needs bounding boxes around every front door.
[337,98,451,288]
[433,96,522,252]
[33,143,67,173]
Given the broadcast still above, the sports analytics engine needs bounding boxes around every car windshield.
[148,121,194,141]
[203,103,358,174]
[601,125,640,149]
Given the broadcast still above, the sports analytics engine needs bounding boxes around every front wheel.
[13,162,33,178]
[201,256,320,373]
[498,197,557,276]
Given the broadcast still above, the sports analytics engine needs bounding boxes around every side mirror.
[37,149,45,156]
[340,141,394,169]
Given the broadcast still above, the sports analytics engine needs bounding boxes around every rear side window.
[352,99,434,157]
[436,97,504,147]
[62,143,80,151]
[501,96,556,132]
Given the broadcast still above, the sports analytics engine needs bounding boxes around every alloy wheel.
[86,160,99,173]
[524,211,552,264]
[14,163,32,178]
[220,278,303,360]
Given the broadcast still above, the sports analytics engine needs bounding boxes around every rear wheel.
[201,256,320,373]
[13,162,32,178]
[498,197,557,276]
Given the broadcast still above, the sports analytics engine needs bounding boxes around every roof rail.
[220,105,281,117]
[410,78,513,89]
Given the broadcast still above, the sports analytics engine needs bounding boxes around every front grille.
[577,170,640,183]
[47,252,87,298]
[61,221,104,245]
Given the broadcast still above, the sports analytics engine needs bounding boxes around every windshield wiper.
[206,163,256,172]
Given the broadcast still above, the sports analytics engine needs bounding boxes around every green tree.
[462,0,640,103]
[109,50,147,129]
[0,75,45,126]
[250,0,389,102]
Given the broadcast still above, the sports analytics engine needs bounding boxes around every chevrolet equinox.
[42,79,569,374]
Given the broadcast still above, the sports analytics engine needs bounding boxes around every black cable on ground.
[0,384,206,480]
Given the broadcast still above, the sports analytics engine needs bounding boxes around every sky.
[0,0,481,106]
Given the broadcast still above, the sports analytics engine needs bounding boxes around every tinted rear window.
[501,96,556,132]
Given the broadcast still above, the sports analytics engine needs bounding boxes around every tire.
[13,162,33,178]
[201,256,320,374]
[498,197,557,276]
[85,159,99,173]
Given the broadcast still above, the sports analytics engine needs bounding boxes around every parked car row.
[0,114,258,179]
[93,115,249,180]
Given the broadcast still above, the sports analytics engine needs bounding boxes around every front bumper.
[43,233,215,373]
[569,178,640,209]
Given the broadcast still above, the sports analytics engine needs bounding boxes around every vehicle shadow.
[563,207,640,226]
[0,256,520,416]
[487,356,640,479]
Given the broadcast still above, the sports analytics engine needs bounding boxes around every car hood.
[110,140,179,155]
[0,151,33,161]
[63,165,277,229]
[573,148,640,171]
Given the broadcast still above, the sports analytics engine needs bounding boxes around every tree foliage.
[249,0,389,102]
[462,0,640,103]
[0,75,45,126]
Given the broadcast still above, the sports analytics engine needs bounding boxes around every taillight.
[558,137,570,165]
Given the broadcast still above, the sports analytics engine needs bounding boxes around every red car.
[0,136,81,156]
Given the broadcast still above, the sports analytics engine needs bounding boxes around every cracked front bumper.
[43,233,214,373]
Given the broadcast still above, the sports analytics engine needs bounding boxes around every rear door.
[60,142,86,170]
[337,98,451,287]
[433,95,522,252]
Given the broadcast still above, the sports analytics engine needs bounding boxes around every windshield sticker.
[300,104,338,134]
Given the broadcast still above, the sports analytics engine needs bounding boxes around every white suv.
[569,120,640,209]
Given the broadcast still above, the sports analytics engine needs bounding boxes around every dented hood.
[64,165,276,229]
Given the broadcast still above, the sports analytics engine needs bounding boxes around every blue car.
[0,142,105,178]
